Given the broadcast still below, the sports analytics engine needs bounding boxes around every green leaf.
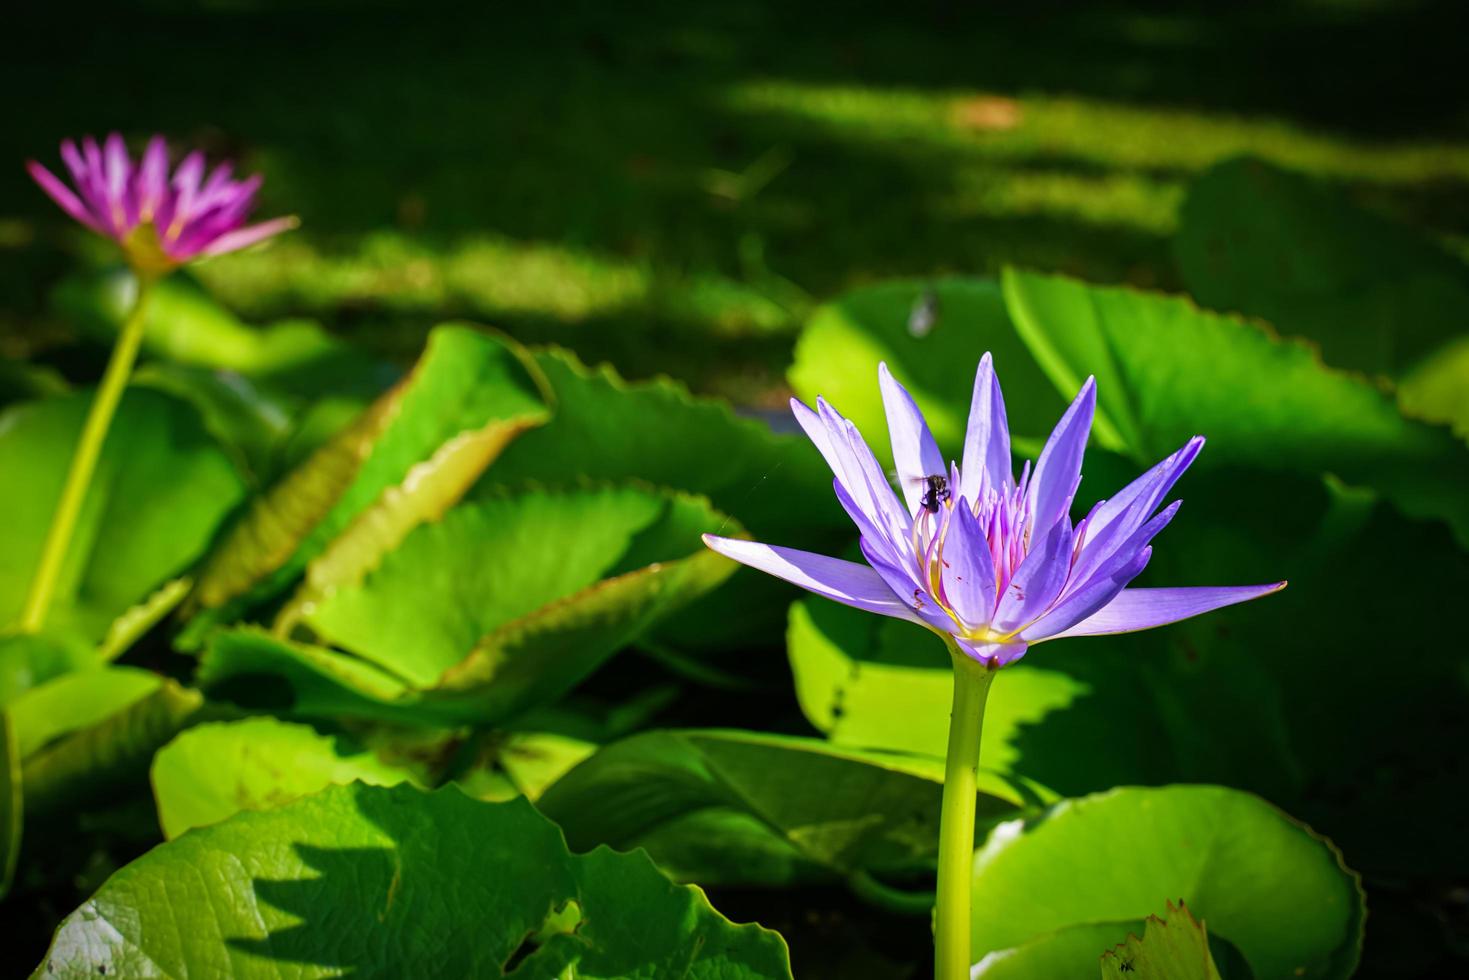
[537,728,1026,887]
[188,325,550,625]
[790,599,1085,767]
[6,666,161,758]
[0,631,95,707]
[0,709,19,897]
[1099,901,1223,980]
[1175,157,1469,381]
[203,486,735,726]
[35,783,793,978]
[486,347,837,541]
[305,485,729,683]
[0,388,245,642]
[132,362,300,486]
[969,785,1364,980]
[479,347,847,654]
[151,717,414,839]
[786,597,1175,796]
[20,680,212,824]
[1001,267,1469,546]
[0,359,67,408]
[1399,336,1469,439]
[790,278,1066,464]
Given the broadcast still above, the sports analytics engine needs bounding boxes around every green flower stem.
[934,638,997,980]
[18,279,154,633]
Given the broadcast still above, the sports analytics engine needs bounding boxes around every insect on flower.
[703,354,1285,668]
[27,132,296,277]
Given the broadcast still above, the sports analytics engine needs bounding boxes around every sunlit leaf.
[21,681,212,824]
[1098,901,1223,980]
[6,667,161,758]
[204,485,735,727]
[790,278,1065,464]
[1002,267,1469,546]
[188,325,550,627]
[0,388,245,642]
[151,717,414,839]
[969,786,1363,980]
[36,783,793,978]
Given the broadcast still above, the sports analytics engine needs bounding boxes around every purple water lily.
[27,133,295,275]
[704,354,1284,668]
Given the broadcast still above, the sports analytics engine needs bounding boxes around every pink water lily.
[27,133,295,275]
[704,354,1284,667]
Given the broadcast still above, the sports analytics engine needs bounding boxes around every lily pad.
[789,278,1065,465]
[537,728,1029,887]
[1175,157,1469,381]
[203,485,736,727]
[151,717,414,839]
[969,785,1363,980]
[1001,267,1469,546]
[1099,901,1223,980]
[188,324,550,627]
[35,782,793,978]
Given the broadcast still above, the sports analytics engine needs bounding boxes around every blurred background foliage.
[5,0,1469,400]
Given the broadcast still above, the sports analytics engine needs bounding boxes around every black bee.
[919,474,950,513]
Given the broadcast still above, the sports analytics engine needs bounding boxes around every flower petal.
[940,498,997,629]
[26,161,102,232]
[103,132,133,227]
[1071,436,1203,585]
[858,537,957,634]
[1047,582,1287,639]
[193,215,297,258]
[1021,544,1153,641]
[992,517,1074,632]
[702,534,923,624]
[953,636,1028,668]
[135,136,170,222]
[878,363,947,516]
[813,399,913,557]
[1027,377,1095,537]
[959,352,1012,502]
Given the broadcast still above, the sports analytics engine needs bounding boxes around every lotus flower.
[704,355,1284,667]
[27,133,295,276]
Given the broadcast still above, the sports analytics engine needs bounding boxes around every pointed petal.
[168,150,207,226]
[940,499,997,628]
[1048,582,1287,639]
[1071,437,1203,585]
[878,363,946,515]
[1027,377,1095,537]
[1021,544,1153,641]
[135,136,170,221]
[992,517,1074,632]
[959,352,1012,501]
[702,535,923,624]
[818,399,912,553]
[103,132,133,227]
[858,536,962,635]
[26,161,103,231]
[832,479,904,570]
[193,215,297,257]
